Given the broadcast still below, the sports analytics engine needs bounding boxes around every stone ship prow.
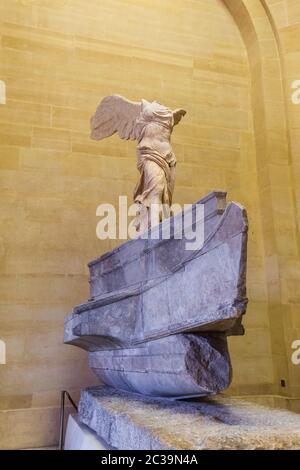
[64,191,248,397]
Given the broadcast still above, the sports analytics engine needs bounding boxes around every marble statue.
[90,95,186,232]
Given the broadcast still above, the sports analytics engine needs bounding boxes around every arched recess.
[223,0,300,398]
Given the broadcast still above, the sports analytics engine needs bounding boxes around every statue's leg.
[135,203,149,234]
[134,161,168,233]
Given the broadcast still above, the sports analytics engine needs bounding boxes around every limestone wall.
[224,0,300,411]
[0,0,298,449]
[264,0,300,404]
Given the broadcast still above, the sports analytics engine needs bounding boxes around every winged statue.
[90,95,186,233]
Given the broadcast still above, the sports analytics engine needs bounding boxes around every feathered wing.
[90,95,142,141]
[173,108,186,126]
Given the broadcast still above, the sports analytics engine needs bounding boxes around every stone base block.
[64,414,110,450]
[78,386,300,450]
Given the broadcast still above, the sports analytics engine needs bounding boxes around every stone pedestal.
[78,386,300,450]
[65,192,248,398]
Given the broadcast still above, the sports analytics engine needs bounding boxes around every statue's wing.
[90,95,142,141]
[173,108,186,126]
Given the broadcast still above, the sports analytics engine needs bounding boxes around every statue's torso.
[137,121,174,163]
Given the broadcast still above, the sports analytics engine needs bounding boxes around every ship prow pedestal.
[64,191,248,397]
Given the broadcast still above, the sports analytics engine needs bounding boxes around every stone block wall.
[0,0,299,448]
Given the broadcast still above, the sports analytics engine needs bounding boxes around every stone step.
[78,386,300,450]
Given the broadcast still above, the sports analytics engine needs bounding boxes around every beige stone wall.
[0,0,299,448]
[223,0,300,411]
[264,0,300,403]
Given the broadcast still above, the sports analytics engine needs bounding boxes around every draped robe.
[133,101,176,232]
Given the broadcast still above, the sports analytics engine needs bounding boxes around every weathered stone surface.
[64,192,248,351]
[88,190,227,298]
[64,191,248,397]
[79,386,300,450]
[89,333,232,397]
